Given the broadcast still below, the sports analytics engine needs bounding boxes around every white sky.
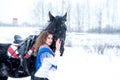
[0,0,34,24]
[0,0,117,25]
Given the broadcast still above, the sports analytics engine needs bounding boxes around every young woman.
[34,31,61,80]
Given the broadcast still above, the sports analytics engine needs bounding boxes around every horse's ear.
[49,11,55,21]
[63,12,67,21]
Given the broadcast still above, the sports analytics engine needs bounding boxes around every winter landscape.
[0,26,120,80]
[1,0,120,80]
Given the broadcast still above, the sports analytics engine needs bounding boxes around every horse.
[44,11,67,56]
[0,11,67,80]
[0,35,37,80]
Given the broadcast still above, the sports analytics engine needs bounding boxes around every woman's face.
[45,34,53,46]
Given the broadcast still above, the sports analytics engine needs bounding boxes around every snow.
[1,27,120,80]
[49,47,120,80]
[0,27,40,43]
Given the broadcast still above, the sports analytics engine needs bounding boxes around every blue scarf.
[35,47,55,72]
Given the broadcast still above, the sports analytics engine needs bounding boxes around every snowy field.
[1,26,120,80]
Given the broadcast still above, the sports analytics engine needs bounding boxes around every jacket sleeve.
[43,51,61,70]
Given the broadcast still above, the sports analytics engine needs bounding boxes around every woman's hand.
[55,38,61,51]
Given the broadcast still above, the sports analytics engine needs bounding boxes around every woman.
[34,31,61,80]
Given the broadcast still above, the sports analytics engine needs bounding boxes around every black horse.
[0,11,67,80]
[45,11,67,56]
[0,35,37,80]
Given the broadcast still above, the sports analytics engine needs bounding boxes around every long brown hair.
[34,31,53,56]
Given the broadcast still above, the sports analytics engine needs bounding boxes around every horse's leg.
[28,56,36,80]
[29,58,36,80]
[30,72,35,80]
[0,63,8,80]
[23,58,30,75]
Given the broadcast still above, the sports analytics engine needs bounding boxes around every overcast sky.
[0,0,113,25]
[0,0,34,24]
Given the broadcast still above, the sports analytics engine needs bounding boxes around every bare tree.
[32,0,120,33]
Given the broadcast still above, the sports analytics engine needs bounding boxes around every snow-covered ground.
[1,26,120,80]
[9,47,120,80]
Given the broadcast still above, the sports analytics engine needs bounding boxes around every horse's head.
[44,11,67,56]
[48,11,67,36]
